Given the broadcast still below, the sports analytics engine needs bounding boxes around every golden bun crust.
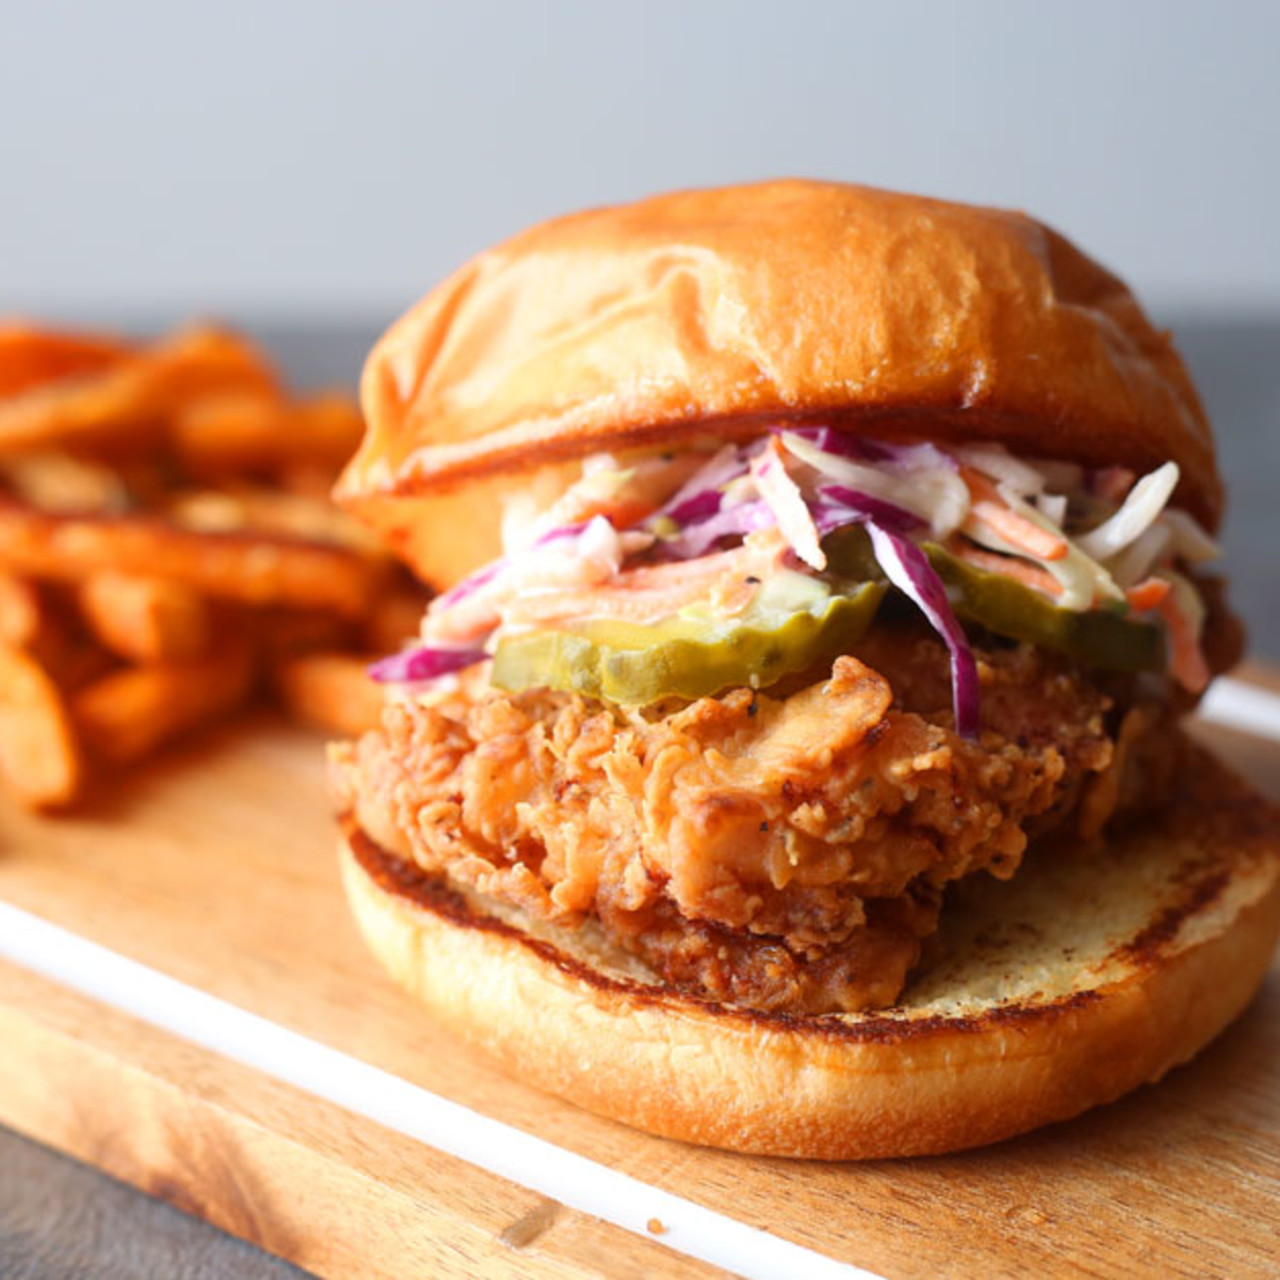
[339,747,1280,1159]
[338,180,1220,588]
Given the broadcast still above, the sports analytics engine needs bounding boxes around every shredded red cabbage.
[368,646,488,684]
[664,488,723,525]
[433,520,596,612]
[781,426,957,474]
[781,426,869,460]
[858,438,958,473]
[534,521,589,546]
[660,499,776,558]
[863,522,980,738]
[434,559,506,609]
[817,485,923,535]
[652,446,756,526]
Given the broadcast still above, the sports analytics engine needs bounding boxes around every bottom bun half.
[338,747,1280,1159]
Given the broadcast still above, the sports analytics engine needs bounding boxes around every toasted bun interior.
[338,180,1219,588]
[339,747,1280,1159]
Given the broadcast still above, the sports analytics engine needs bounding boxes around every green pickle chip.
[491,528,1165,707]
[491,581,886,706]
[923,544,1166,672]
[827,523,1164,671]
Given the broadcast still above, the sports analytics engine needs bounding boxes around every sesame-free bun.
[337,180,1220,588]
[339,747,1280,1160]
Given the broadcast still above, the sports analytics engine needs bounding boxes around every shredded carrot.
[621,528,786,591]
[503,581,743,628]
[953,543,1064,598]
[592,497,660,531]
[1124,578,1172,612]
[1155,592,1210,694]
[502,575,757,629]
[501,531,785,630]
[961,469,1068,562]
[541,493,657,534]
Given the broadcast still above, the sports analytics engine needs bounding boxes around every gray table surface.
[1,317,1277,1278]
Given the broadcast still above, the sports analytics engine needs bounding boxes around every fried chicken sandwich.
[331,180,1280,1158]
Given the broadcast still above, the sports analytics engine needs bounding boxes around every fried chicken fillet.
[335,615,1227,1014]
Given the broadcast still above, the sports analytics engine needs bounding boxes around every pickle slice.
[826,523,1164,671]
[491,582,886,706]
[822,523,883,583]
[924,545,1166,672]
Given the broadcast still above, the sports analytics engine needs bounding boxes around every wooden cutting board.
[1,667,1279,1280]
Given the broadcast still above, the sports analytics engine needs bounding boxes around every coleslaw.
[372,429,1222,733]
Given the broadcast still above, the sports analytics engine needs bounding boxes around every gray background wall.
[2,0,1278,320]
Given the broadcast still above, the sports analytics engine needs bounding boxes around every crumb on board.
[647,1217,666,1235]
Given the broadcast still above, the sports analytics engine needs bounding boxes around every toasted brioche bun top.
[339,179,1220,588]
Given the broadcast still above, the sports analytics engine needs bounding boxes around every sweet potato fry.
[0,324,131,398]
[276,460,341,499]
[0,501,386,618]
[253,608,355,661]
[0,573,43,648]
[0,320,406,804]
[0,643,82,808]
[0,578,96,682]
[273,651,386,737]
[39,633,118,696]
[167,388,286,479]
[0,452,132,513]
[78,572,211,663]
[288,391,366,464]
[171,387,363,479]
[0,324,277,455]
[168,486,380,551]
[72,647,256,765]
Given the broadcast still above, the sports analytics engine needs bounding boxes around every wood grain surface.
[0,671,1278,1279]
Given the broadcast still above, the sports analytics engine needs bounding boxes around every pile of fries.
[0,321,423,811]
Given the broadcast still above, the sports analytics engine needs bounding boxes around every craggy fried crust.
[339,746,1280,1158]
[333,637,1162,1013]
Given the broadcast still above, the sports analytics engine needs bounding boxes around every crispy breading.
[335,630,1166,1013]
